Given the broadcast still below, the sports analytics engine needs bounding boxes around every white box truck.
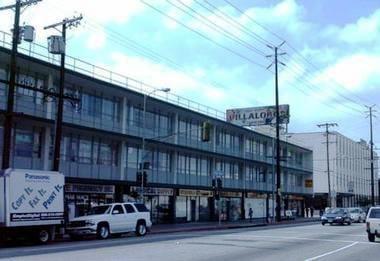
[0,169,65,243]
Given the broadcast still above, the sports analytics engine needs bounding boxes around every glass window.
[79,138,92,164]
[127,146,139,168]
[17,73,35,97]
[189,156,197,175]
[98,143,114,165]
[0,68,7,98]
[134,203,149,212]
[15,130,33,157]
[102,98,115,121]
[124,204,136,213]
[112,204,125,214]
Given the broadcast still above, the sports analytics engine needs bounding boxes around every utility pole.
[44,15,82,171]
[317,123,338,208]
[267,42,286,222]
[1,0,41,170]
[365,105,377,206]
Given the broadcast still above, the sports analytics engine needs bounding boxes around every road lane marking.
[221,234,373,245]
[304,241,359,261]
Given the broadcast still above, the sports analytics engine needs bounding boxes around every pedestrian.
[305,207,309,218]
[249,208,253,222]
[310,207,314,218]
[319,209,323,217]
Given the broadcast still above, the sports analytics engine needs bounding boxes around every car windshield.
[87,205,111,215]
[326,208,344,214]
[369,209,380,218]
[349,209,359,213]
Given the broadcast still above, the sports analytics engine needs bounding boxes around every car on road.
[348,207,366,223]
[366,206,380,242]
[321,208,352,226]
[66,202,152,240]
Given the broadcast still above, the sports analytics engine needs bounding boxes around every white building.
[289,132,379,208]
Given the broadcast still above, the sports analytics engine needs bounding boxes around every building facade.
[0,33,313,224]
[289,132,379,209]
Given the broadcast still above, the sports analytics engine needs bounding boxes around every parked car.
[321,208,351,225]
[366,206,380,242]
[348,207,366,223]
[66,203,152,240]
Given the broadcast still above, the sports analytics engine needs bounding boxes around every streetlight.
[140,87,170,201]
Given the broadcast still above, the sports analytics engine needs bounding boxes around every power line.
[222,0,374,107]
[168,0,267,57]
[139,0,268,69]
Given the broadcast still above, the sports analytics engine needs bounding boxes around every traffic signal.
[136,171,142,186]
[136,170,148,186]
[212,177,222,201]
[217,177,222,189]
[202,121,211,142]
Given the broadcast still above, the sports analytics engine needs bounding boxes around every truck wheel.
[368,233,375,242]
[37,229,50,244]
[135,222,147,237]
[97,224,110,239]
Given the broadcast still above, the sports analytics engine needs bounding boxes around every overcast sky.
[1,0,379,148]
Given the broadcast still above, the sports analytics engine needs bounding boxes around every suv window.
[112,204,125,214]
[134,203,149,212]
[124,204,136,213]
[369,209,380,218]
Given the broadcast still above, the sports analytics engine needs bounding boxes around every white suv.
[366,206,380,242]
[66,203,152,240]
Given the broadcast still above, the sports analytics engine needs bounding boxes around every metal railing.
[0,30,226,121]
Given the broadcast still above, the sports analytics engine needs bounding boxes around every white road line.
[304,241,359,261]
[221,234,373,245]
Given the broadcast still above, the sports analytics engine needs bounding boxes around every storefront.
[215,191,242,221]
[130,186,174,224]
[175,189,213,223]
[65,183,115,219]
[244,192,267,219]
[286,195,305,217]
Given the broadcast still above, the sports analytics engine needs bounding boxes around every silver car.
[348,207,366,223]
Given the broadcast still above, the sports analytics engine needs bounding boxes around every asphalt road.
[0,222,379,261]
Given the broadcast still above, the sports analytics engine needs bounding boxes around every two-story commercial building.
[0,30,313,224]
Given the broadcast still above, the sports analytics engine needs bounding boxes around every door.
[191,200,196,222]
[124,203,138,231]
[110,204,126,233]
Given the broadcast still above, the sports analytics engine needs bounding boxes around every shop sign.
[131,186,173,196]
[304,179,313,188]
[226,105,290,126]
[220,191,242,198]
[246,192,267,199]
[288,195,304,200]
[65,183,115,194]
[179,189,213,197]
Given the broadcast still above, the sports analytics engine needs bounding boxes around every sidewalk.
[151,217,320,234]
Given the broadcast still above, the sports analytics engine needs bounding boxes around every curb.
[150,219,320,234]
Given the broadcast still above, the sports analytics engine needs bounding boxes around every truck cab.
[366,206,380,242]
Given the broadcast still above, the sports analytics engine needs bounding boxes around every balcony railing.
[0,30,226,121]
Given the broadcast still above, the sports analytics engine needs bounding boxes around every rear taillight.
[366,222,370,230]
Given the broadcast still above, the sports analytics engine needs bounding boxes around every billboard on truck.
[0,169,64,227]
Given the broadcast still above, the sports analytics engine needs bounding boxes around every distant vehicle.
[366,206,380,242]
[0,169,65,244]
[66,202,152,240]
[321,208,351,226]
[348,207,366,223]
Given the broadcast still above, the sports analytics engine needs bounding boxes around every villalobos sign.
[226,105,290,126]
